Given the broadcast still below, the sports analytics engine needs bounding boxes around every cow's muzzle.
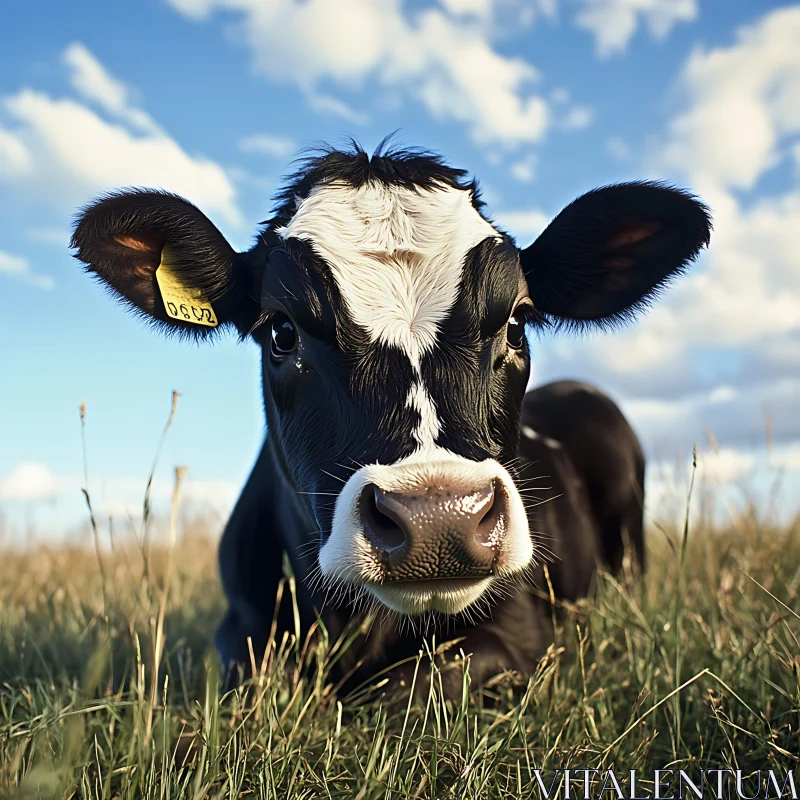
[318,452,533,616]
[359,480,507,580]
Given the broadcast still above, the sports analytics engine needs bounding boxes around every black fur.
[264,139,485,237]
[70,142,712,700]
[518,180,712,330]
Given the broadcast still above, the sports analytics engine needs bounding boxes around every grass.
[1,407,799,797]
[2,511,799,797]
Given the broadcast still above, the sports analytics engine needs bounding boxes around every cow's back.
[519,380,646,574]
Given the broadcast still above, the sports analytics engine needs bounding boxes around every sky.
[2,0,800,540]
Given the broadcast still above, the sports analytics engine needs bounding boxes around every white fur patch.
[277,180,499,371]
[522,425,562,450]
[370,578,493,615]
[407,383,440,449]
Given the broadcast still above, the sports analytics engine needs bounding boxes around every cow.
[71,143,710,699]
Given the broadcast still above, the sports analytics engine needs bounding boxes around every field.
[1,467,799,799]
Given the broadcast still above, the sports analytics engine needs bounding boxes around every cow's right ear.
[71,190,260,339]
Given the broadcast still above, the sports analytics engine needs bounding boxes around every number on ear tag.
[155,247,218,328]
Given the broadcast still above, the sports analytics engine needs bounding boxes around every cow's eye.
[270,313,298,358]
[506,308,526,350]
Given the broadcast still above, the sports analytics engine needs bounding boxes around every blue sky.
[2,0,799,538]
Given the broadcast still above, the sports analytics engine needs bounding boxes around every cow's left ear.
[71,190,260,338]
[519,182,711,327]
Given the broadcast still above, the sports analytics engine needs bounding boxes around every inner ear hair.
[114,233,162,255]
[603,221,662,252]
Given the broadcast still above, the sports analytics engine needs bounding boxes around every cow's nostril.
[359,485,406,552]
[358,478,510,580]
[475,478,507,547]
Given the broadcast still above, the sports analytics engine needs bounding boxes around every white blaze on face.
[278,179,533,615]
[277,180,499,371]
[407,382,440,448]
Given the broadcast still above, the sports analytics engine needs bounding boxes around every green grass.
[1,473,799,797]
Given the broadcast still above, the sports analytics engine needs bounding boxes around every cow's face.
[71,146,711,618]
[256,177,534,615]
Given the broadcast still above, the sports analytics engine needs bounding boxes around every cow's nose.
[358,481,507,581]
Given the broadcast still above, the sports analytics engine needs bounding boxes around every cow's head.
[71,145,710,618]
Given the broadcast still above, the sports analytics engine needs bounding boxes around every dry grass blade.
[142,390,181,545]
[601,668,710,758]
[79,399,108,617]
[741,568,800,622]
[143,465,188,748]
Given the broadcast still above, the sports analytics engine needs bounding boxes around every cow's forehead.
[276,181,501,371]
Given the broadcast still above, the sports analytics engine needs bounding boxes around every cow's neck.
[262,433,317,579]
[261,432,364,647]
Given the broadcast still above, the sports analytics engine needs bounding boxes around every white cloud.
[492,207,549,242]
[708,385,736,404]
[0,128,32,176]
[560,105,594,131]
[554,352,800,457]
[0,460,239,533]
[182,479,240,511]
[0,462,64,500]
[308,93,370,125]
[239,133,296,158]
[63,42,160,135]
[509,154,536,182]
[64,42,126,112]
[167,0,551,147]
[697,447,756,484]
[89,475,239,519]
[0,45,243,228]
[657,7,800,191]
[623,394,688,429]
[442,0,556,25]
[440,0,492,17]
[0,250,54,290]
[575,0,698,57]
[606,135,632,162]
[641,441,800,527]
[773,442,800,474]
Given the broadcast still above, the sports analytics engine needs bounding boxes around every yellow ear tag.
[155,247,218,327]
